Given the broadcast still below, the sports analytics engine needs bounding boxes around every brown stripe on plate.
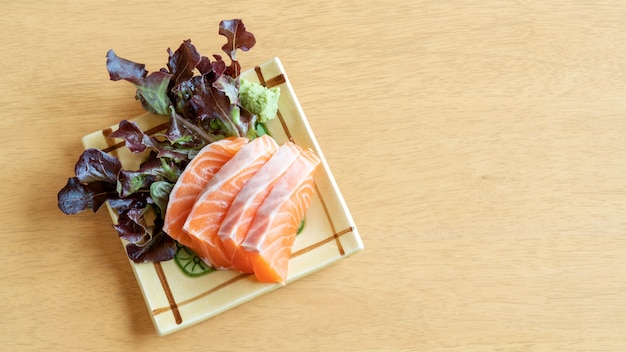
[254,66,266,86]
[275,110,293,142]
[151,228,353,316]
[254,65,287,89]
[101,127,116,149]
[265,74,286,88]
[153,262,183,324]
[291,226,354,258]
[153,273,252,316]
[313,181,346,255]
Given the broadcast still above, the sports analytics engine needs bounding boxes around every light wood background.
[3,1,626,351]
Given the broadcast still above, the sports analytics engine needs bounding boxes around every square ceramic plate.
[81,57,364,336]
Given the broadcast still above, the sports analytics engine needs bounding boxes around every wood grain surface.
[2,1,626,351]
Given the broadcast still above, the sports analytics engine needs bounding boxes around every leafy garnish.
[125,218,176,263]
[58,177,112,215]
[108,119,157,153]
[219,19,257,77]
[167,39,202,88]
[58,144,181,262]
[58,148,121,215]
[106,50,173,116]
[150,181,174,216]
[75,148,122,184]
[106,19,258,146]
[58,19,280,264]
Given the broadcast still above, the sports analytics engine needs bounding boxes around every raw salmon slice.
[163,137,248,255]
[242,149,321,283]
[218,141,303,273]
[183,134,279,269]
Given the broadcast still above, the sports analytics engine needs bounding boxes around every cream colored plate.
[81,57,364,336]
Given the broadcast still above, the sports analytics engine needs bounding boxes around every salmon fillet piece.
[163,137,248,254]
[183,134,279,269]
[242,149,321,283]
[218,142,303,273]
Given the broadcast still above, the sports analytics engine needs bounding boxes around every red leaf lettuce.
[58,19,262,264]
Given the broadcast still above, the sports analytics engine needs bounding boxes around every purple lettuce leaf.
[116,207,176,263]
[105,49,147,84]
[197,54,226,79]
[114,208,149,243]
[212,74,239,104]
[167,39,202,88]
[219,19,256,77]
[197,56,213,76]
[135,71,173,116]
[75,148,121,184]
[117,157,181,198]
[163,109,198,145]
[57,178,114,215]
[106,50,173,116]
[126,230,176,263]
[170,75,201,120]
[213,75,257,137]
[190,78,239,136]
[107,196,149,214]
[110,119,194,162]
[153,144,193,163]
[108,120,157,153]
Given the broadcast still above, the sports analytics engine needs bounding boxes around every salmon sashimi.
[218,142,303,273]
[183,134,279,269]
[163,137,248,254]
[241,149,321,283]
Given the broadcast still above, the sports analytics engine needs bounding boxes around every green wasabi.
[239,78,280,123]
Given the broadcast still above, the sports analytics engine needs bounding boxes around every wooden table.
[3,1,626,350]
